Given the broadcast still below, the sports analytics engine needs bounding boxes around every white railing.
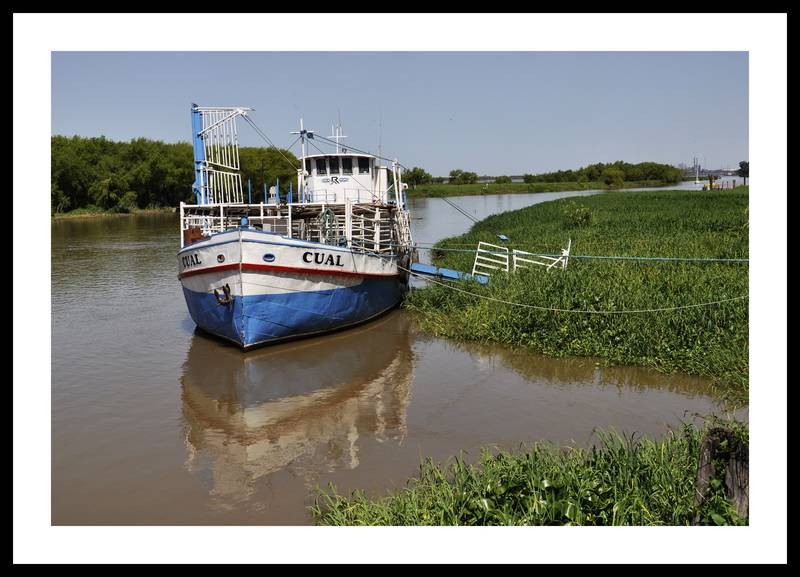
[344,188,381,204]
[471,242,509,277]
[512,239,571,272]
[199,108,245,171]
[304,188,381,204]
[180,201,412,253]
[205,169,243,204]
[306,189,337,203]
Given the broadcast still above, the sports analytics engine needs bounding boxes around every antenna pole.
[300,118,306,164]
[328,115,347,154]
[291,118,314,203]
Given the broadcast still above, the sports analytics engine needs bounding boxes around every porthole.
[263,253,276,262]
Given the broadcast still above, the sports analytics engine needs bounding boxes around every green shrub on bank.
[311,422,748,526]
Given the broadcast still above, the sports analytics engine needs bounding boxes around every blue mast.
[191,103,206,204]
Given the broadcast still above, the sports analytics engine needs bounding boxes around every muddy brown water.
[52,192,745,525]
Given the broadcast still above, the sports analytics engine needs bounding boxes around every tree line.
[520,161,683,186]
[402,160,684,189]
[51,135,299,214]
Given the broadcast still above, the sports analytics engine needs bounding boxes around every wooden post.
[694,427,749,523]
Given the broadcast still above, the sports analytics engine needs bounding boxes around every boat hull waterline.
[178,228,405,348]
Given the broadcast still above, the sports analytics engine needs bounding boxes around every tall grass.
[404,188,749,404]
[311,422,748,526]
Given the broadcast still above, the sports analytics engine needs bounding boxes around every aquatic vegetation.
[404,188,749,404]
[311,422,748,526]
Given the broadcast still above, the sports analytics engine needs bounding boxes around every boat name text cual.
[181,253,202,268]
[302,251,345,267]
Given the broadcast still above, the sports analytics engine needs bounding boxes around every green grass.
[407,180,681,198]
[311,421,748,526]
[404,188,749,404]
[52,206,176,219]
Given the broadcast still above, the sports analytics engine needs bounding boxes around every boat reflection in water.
[180,311,414,507]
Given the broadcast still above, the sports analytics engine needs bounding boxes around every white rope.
[399,262,747,315]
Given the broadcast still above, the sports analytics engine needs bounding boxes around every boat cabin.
[301,152,392,204]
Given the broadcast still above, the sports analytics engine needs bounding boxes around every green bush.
[312,421,749,526]
[563,202,592,227]
[113,190,139,213]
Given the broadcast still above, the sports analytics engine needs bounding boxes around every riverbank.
[404,187,749,404]
[51,206,176,220]
[406,180,680,198]
[312,420,748,525]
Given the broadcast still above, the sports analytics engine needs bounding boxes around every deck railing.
[180,201,411,253]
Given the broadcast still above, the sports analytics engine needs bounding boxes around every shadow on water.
[180,311,415,507]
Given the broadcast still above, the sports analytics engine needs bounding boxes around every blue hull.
[182,276,404,348]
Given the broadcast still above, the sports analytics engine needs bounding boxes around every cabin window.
[315,158,327,175]
[305,159,314,176]
[329,156,340,174]
[342,157,353,175]
[358,157,370,174]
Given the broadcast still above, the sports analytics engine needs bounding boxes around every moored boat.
[178,105,415,348]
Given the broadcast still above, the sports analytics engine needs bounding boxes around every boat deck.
[180,201,409,253]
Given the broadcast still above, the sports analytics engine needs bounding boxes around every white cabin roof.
[303,152,375,159]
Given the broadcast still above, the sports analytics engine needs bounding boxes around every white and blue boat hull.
[178,228,405,348]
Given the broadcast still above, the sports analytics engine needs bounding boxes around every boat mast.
[291,118,314,202]
[191,104,206,204]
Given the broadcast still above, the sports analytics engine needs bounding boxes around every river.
[51,190,743,524]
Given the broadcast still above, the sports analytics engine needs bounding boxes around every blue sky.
[52,51,748,176]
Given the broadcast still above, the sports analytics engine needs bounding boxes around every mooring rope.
[392,243,749,264]
[378,254,748,314]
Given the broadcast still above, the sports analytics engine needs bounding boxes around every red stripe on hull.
[179,262,400,280]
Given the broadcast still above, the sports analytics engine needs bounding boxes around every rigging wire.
[439,197,509,240]
[440,197,481,223]
[311,132,409,169]
[241,115,300,172]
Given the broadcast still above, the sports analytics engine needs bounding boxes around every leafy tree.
[51,182,70,215]
[404,166,433,189]
[520,161,681,185]
[448,170,478,185]
[737,161,748,186]
[463,171,478,184]
[602,167,625,189]
[494,175,512,184]
[239,146,299,201]
[51,135,297,212]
